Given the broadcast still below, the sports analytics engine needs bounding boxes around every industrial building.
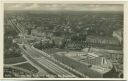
[53,51,117,78]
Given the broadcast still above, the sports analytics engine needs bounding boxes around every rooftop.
[56,51,113,74]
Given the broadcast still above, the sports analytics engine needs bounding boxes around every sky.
[4,3,123,12]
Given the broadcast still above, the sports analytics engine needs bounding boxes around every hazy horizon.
[4,3,123,12]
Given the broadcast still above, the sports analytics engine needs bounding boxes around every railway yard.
[4,10,123,78]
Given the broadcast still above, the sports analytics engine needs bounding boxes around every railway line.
[21,45,77,78]
[37,57,76,77]
[7,16,86,78]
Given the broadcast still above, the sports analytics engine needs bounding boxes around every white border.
[124,1,128,80]
[0,2,4,79]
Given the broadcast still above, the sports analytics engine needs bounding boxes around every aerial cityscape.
[4,3,123,78]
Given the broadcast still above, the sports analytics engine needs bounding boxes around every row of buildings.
[25,27,122,50]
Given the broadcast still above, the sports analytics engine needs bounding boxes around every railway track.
[20,45,77,78]
[38,57,76,77]
[7,17,84,78]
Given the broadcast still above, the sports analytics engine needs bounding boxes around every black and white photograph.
[4,3,123,78]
